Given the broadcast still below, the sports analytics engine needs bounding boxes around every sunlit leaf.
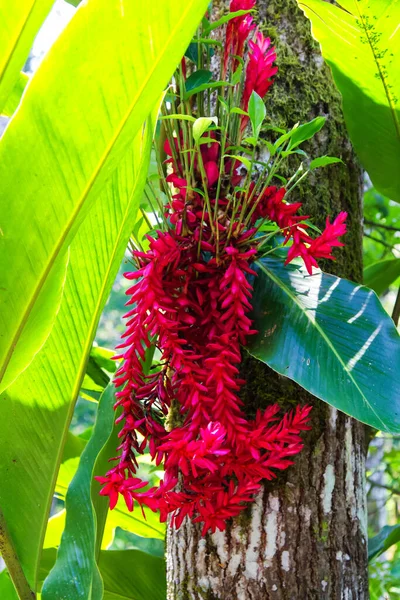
[298,0,400,202]
[0,0,54,112]
[0,0,209,393]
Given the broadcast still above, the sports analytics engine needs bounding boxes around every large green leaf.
[297,0,400,202]
[369,525,400,561]
[247,257,400,432]
[0,124,152,592]
[0,0,54,112]
[364,258,400,296]
[42,384,116,600]
[0,0,209,392]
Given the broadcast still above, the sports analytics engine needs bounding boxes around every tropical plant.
[0,0,400,599]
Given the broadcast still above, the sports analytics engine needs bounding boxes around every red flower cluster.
[97,221,312,534]
[251,184,348,274]
[97,0,346,536]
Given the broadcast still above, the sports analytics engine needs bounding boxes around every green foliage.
[309,155,343,170]
[363,186,400,269]
[0,1,209,595]
[364,259,400,296]
[298,0,400,202]
[0,0,208,395]
[369,556,400,600]
[184,69,213,94]
[369,525,400,561]
[248,257,400,432]
[248,91,266,138]
[39,548,166,600]
[42,384,116,599]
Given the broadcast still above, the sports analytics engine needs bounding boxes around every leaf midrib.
[0,0,202,386]
[255,260,387,430]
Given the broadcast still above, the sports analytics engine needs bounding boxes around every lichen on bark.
[166,1,368,598]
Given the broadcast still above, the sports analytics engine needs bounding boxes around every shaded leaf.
[369,524,400,561]
[39,548,166,600]
[363,258,400,295]
[247,257,400,432]
[184,69,213,93]
[100,549,165,600]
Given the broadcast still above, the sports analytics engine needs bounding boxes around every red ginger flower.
[223,0,256,77]
[97,227,313,534]
[242,31,277,110]
[95,3,349,534]
[285,212,348,274]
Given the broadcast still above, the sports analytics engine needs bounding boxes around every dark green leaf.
[184,69,213,93]
[369,525,400,561]
[363,258,400,295]
[185,42,198,63]
[90,346,116,374]
[248,257,400,432]
[184,80,231,99]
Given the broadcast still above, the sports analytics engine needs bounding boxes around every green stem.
[0,508,35,599]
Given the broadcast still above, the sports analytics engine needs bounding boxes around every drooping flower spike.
[97,0,346,536]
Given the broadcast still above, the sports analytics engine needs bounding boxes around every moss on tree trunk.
[166,1,367,598]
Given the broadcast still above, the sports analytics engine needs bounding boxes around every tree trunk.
[166,1,367,598]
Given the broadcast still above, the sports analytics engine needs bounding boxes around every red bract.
[242,32,278,110]
[223,0,256,77]
[97,0,347,537]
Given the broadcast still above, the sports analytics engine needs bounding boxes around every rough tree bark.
[166,1,367,598]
